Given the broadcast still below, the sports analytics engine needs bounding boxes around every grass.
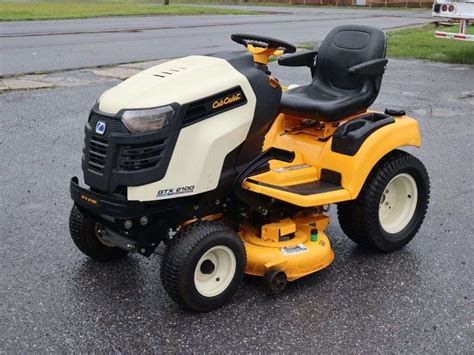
[0,2,258,21]
[387,24,474,64]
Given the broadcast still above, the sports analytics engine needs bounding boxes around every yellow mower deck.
[240,214,334,281]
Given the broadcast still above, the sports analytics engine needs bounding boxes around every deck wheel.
[263,269,287,295]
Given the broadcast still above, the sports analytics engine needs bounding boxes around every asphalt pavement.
[0,55,473,352]
[0,6,431,76]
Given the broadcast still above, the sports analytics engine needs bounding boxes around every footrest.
[246,179,342,196]
[242,177,351,207]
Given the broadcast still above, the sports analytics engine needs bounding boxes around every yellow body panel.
[261,218,296,242]
[241,214,334,281]
[243,112,421,206]
[246,44,284,65]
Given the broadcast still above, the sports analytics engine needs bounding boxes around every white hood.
[98,55,249,115]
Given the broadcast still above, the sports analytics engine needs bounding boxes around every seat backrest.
[313,25,386,92]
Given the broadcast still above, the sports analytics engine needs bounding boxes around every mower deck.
[240,214,334,281]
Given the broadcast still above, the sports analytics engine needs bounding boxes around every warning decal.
[280,243,308,256]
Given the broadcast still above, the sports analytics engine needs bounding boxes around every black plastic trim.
[83,103,181,193]
[219,53,283,168]
[71,175,234,225]
[348,58,388,77]
[71,177,174,256]
[331,112,395,156]
[233,147,295,191]
[231,33,296,53]
[278,50,317,68]
[182,86,247,127]
[385,108,406,116]
[71,176,148,217]
[320,169,342,185]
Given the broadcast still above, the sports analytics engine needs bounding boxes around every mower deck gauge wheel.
[263,269,288,295]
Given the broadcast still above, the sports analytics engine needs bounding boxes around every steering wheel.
[231,34,297,54]
[231,33,296,65]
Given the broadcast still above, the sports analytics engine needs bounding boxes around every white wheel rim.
[379,173,418,234]
[194,245,236,298]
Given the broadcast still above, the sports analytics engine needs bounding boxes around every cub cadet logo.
[211,92,242,110]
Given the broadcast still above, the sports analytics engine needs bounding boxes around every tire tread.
[69,205,128,262]
[337,150,430,252]
[160,220,245,312]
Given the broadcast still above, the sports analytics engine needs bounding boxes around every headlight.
[121,105,174,134]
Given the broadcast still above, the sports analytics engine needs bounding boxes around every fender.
[319,116,421,199]
[252,113,420,206]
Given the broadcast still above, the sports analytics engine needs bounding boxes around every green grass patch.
[387,24,474,64]
[0,2,258,21]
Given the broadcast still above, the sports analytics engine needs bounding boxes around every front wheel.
[69,205,129,262]
[160,221,246,312]
[338,150,430,252]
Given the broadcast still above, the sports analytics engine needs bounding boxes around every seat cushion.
[280,83,373,122]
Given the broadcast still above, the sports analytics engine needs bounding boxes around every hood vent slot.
[153,67,187,79]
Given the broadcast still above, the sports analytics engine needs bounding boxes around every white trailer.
[432,0,474,41]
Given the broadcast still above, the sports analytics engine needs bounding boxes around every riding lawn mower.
[69,25,430,312]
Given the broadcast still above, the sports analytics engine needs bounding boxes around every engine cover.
[97,56,256,201]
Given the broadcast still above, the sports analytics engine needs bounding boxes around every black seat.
[278,25,388,122]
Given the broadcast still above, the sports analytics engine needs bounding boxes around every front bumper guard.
[70,176,145,218]
[70,177,168,256]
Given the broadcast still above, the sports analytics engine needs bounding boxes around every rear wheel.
[160,221,246,312]
[337,150,429,252]
[69,205,129,262]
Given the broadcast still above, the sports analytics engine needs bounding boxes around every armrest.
[277,50,317,68]
[348,58,388,77]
